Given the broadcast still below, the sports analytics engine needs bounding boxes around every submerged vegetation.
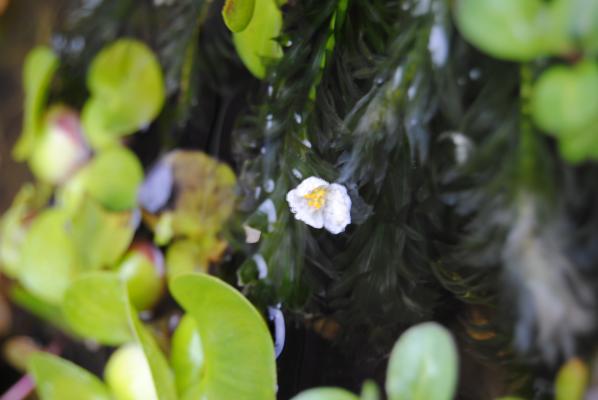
[1,0,598,399]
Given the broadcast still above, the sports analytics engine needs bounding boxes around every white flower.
[286,176,351,234]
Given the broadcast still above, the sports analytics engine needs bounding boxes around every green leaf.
[385,322,458,400]
[531,62,598,134]
[19,208,79,304]
[222,0,256,33]
[10,285,71,333]
[104,343,159,400]
[550,0,598,56]
[0,184,49,278]
[557,126,598,163]
[360,380,381,400]
[82,147,144,211]
[116,245,164,311]
[82,39,165,149]
[70,198,137,271]
[131,317,177,400]
[29,352,112,400]
[166,239,224,281]
[233,0,283,78]
[13,46,59,160]
[139,151,236,244]
[291,388,359,400]
[170,273,277,400]
[454,0,569,61]
[62,272,134,345]
[171,314,204,396]
[555,358,589,400]
[62,272,177,399]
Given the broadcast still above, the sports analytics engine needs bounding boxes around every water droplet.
[258,198,277,231]
[243,225,261,244]
[294,113,303,124]
[267,85,274,96]
[407,84,416,99]
[469,68,481,80]
[264,179,275,193]
[268,306,285,358]
[439,131,474,165]
[451,132,474,164]
[51,34,67,52]
[392,67,404,87]
[265,114,274,131]
[301,139,312,149]
[413,0,431,15]
[292,168,303,179]
[70,37,85,53]
[252,254,268,279]
[428,25,448,67]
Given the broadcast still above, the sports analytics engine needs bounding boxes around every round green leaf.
[171,314,204,396]
[385,322,458,400]
[116,245,164,311]
[83,39,165,149]
[13,46,59,160]
[454,0,568,61]
[222,0,256,33]
[105,343,159,400]
[557,126,598,163]
[360,380,381,400]
[82,147,144,211]
[29,352,112,400]
[233,0,283,79]
[549,0,598,56]
[291,388,359,400]
[531,62,598,134]
[62,272,134,345]
[555,358,589,400]
[19,209,78,304]
[170,273,277,400]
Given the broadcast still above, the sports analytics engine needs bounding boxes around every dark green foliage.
[9,0,598,398]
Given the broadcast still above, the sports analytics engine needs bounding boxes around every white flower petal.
[286,177,351,233]
[286,186,325,229]
[294,176,329,196]
[285,188,303,214]
[296,207,325,229]
[323,183,351,234]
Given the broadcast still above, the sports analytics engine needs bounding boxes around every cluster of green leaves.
[222,0,284,78]
[291,323,458,400]
[499,358,590,400]
[0,37,275,400]
[1,40,160,306]
[29,273,276,400]
[455,0,598,162]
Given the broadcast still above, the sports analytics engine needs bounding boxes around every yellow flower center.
[303,186,327,209]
